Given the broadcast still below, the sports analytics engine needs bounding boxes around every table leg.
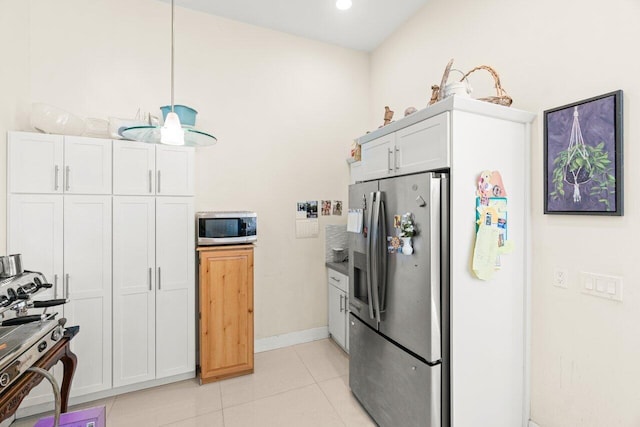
[59,344,77,413]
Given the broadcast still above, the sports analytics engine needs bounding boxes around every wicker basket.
[461,65,513,107]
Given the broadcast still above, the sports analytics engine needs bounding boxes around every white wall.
[0,0,370,339]
[369,0,640,426]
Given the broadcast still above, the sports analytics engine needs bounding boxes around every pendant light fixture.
[120,0,217,146]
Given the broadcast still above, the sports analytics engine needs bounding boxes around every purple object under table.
[34,405,105,427]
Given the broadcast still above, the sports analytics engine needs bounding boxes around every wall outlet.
[580,272,623,302]
[553,268,569,288]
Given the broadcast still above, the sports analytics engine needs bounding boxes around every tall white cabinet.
[7,131,196,412]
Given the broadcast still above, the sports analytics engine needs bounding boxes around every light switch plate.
[581,272,623,302]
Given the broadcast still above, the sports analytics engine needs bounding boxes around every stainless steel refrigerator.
[348,171,449,427]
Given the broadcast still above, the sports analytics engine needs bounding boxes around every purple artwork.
[544,91,623,215]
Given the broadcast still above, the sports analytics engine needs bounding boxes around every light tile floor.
[11,339,375,427]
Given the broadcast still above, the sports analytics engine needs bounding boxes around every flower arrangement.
[399,213,415,237]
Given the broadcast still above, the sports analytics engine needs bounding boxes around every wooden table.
[0,326,79,422]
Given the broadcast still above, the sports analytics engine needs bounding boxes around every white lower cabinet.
[113,197,156,387]
[327,269,349,353]
[155,197,195,378]
[63,196,113,397]
[112,196,195,386]
[7,195,112,403]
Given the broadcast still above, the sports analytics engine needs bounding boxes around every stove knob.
[38,341,48,353]
[0,372,11,387]
[51,329,61,341]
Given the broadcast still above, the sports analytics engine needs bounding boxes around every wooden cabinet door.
[199,246,254,382]
[395,111,450,174]
[63,195,112,396]
[156,145,194,196]
[361,134,396,181]
[113,140,156,195]
[8,132,63,194]
[156,197,195,378]
[112,196,156,387]
[63,136,112,194]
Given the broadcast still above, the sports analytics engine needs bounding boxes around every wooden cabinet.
[198,245,254,383]
[8,132,111,195]
[327,269,349,353]
[361,112,449,181]
[113,142,194,196]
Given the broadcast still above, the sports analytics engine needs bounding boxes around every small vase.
[401,237,413,255]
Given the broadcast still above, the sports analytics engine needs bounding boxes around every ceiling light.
[120,0,217,147]
[336,0,352,11]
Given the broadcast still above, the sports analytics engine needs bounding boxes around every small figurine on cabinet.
[382,106,394,127]
[404,107,417,116]
[428,85,440,105]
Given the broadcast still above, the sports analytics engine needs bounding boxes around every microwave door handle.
[365,192,375,321]
[370,191,382,323]
[378,198,388,314]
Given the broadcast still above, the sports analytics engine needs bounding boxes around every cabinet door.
[64,195,112,396]
[156,145,195,196]
[199,247,254,382]
[113,196,156,387]
[328,284,347,351]
[156,197,195,378]
[395,112,450,174]
[113,140,156,195]
[7,194,64,408]
[63,136,112,194]
[8,132,63,194]
[361,134,395,181]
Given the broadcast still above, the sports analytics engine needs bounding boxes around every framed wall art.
[544,90,623,215]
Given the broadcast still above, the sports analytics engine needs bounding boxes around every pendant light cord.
[171,0,175,113]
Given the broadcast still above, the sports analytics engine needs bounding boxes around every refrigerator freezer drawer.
[349,314,441,427]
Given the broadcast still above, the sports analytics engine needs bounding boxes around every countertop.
[325,261,348,276]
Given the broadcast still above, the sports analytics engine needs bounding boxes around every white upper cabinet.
[9,132,64,194]
[8,132,112,194]
[359,112,450,181]
[113,140,156,195]
[64,136,112,194]
[361,134,395,181]
[395,112,449,175]
[113,142,194,196]
[156,145,195,196]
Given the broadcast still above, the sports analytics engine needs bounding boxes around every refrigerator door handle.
[429,175,443,362]
[378,199,388,314]
[370,191,382,323]
[365,192,376,321]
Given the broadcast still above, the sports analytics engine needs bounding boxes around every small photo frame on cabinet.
[544,90,623,215]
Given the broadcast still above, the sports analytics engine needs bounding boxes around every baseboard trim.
[529,421,541,427]
[255,326,329,353]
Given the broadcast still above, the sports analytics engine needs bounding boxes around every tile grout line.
[317,378,349,427]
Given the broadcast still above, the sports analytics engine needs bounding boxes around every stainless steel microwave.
[196,211,257,246]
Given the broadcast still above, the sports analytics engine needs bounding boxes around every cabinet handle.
[157,267,161,290]
[330,276,340,282]
[149,170,153,193]
[148,267,152,291]
[54,165,60,191]
[65,166,70,191]
[53,274,58,299]
[65,274,70,299]
[339,294,344,313]
[395,147,400,170]
[157,170,161,193]
[387,148,393,173]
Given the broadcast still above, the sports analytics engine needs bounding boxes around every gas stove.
[0,271,66,392]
